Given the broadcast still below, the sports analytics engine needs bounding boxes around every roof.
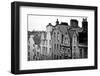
[53,24,78,40]
[46,23,53,27]
[70,19,78,22]
[55,24,69,34]
[60,22,68,25]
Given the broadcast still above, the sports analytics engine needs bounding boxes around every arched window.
[54,32,56,37]
[49,40,51,45]
[62,34,64,43]
[54,44,56,50]
[57,32,59,41]
[57,44,59,50]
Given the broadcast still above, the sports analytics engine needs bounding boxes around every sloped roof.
[55,24,69,35]
[52,23,80,41]
[46,23,53,27]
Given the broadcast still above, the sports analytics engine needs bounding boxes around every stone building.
[28,35,35,61]
[69,19,81,59]
[51,19,87,59]
[52,19,71,59]
[52,28,62,59]
[71,31,80,59]
[40,31,47,59]
[28,18,88,60]
[46,23,53,58]
[28,31,42,60]
[78,18,88,58]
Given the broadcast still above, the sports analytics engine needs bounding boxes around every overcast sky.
[28,15,87,31]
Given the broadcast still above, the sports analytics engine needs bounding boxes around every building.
[28,31,42,60]
[28,18,88,60]
[78,18,88,58]
[51,19,87,59]
[40,31,47,59]
[52,19,71,59]
[28,35,35,61]
[46,23,53,58]
[71,31,80,59]
[52,27,62,59]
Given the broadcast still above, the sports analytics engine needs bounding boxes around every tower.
[82,18,88,32]
[46,23,53,57]
[56,19,59,25]
[70,19,78,28]
[81,18,88,45]
[72,32,79,59]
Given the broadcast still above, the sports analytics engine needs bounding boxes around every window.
[49,40,51,45]
[62,34,63,43]
[28,45,30,50]
[65,37,67,40]
[42,47,45,52]
[57,32,59,41]
[33,44,35,47]
[42,40,44,45]
[54,44,56,50]
[46,40,47,45]
[49,48,51,52]
[28,52,30,56]
[68,49,70,52]
[80,48,82,58]
[74,46,76,48]
[46,47,47,51]
[57,44,59,50]
[54,32,56,37]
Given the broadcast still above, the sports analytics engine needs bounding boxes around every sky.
[28,14,87,31]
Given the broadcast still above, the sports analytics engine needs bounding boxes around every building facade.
[46,23,53,58]
[28,18,88,60]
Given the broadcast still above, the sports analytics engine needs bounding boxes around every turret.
[82,18,88,32]
[56,19,59,25]
[46,23,53,32]
[70,19,78,28]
